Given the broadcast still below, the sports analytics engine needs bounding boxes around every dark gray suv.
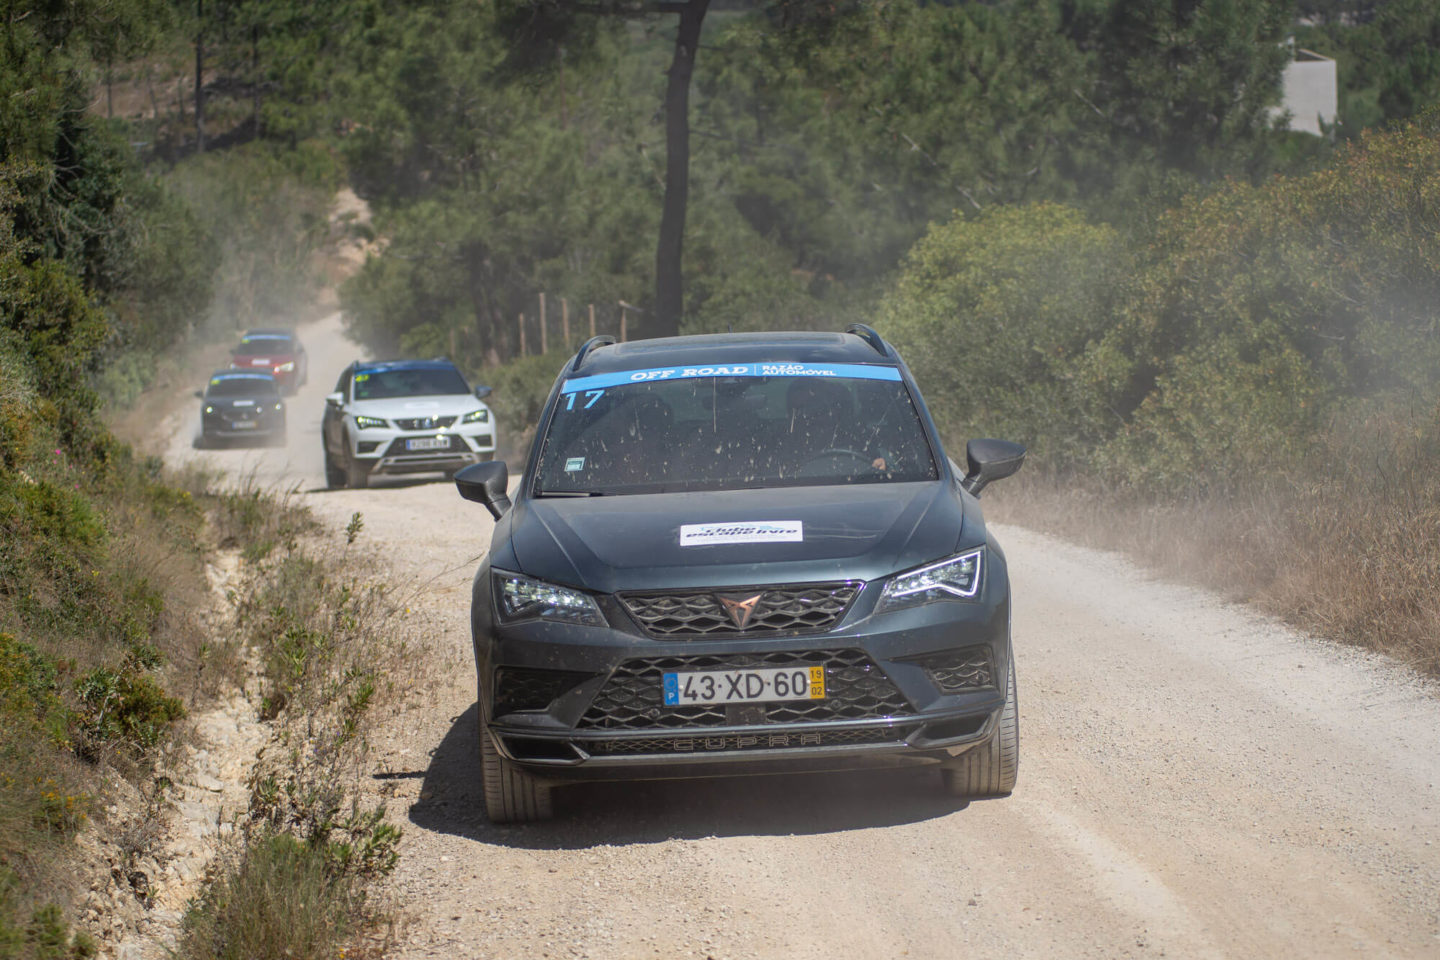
[454,325,1025,822]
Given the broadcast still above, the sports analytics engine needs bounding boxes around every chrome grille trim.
[394,415,456,430]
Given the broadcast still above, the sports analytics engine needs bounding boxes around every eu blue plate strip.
[561,362,901,394]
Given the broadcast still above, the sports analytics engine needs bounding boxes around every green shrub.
[0,871,96,960]
[881,112,1440,494]
[72,668,184,759]
[879,203,1124,467]
[0,635,75,751]
[478,351,567,443]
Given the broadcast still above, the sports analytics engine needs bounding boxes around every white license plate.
[662,666,826,706]
[406,436,450,451]
[231,420,257,430]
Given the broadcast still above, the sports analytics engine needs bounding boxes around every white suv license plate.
[662,666,826,706]
[406,436,450,451]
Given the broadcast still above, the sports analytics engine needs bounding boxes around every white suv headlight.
[462,408,490,424]
[877,548,983,612]
[494,571,604,626]
[354,415,388,429]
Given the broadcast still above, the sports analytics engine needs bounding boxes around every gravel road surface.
[158,313,1440,959]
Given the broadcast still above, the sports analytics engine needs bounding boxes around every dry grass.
[177,513,410,960]
[986,401,1440,677]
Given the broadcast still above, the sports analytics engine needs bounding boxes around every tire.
[324,447,346,489]
[477,710,554,823]
[345,454,371,489]
[941,661,1019,799]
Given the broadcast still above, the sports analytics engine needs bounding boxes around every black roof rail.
[571,335,617,373]
[846,323,892,358]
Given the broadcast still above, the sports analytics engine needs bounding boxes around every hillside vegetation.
[0,3,389,954]
[4,0,1440,950]
[881,112,1440,672]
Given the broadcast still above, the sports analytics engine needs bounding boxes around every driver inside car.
[784,378,891,477]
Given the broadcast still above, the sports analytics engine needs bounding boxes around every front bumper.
[474,575,1011,782]
[350,427,496,477]
[202,412,285,440]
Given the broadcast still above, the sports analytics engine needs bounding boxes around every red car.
[229,328,308,394]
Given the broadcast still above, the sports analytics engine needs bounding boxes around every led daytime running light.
[495,572,604,626]
[879,548,984,611]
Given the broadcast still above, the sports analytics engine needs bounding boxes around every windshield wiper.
[534,490,609,498]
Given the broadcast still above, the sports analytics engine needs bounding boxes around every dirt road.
[158,312,1440,959]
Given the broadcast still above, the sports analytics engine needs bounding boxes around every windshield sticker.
[564,457,585,472]
[563,389,605,410]
[561,362,902,394]
[353,373,369,382]
[679,521,803,547]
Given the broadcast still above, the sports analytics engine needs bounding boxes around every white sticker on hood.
[679,521,803,547]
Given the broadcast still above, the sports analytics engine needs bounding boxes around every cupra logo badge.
[719,593,764,630]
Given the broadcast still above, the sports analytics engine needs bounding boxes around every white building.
[1276,47,1338,136]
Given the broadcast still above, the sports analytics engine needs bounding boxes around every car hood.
[509,481,973,593]
[349,395,485,419]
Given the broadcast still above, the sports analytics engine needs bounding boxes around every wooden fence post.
[588,304,596,338]
[539,292,548,355]
[561,298,570,348]
[518,313,526,357]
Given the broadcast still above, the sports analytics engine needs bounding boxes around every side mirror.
[961,439,1026,497]
[325,392,344,409]
[455,460,511,520]
[474,385,493,400]
[193,389,204,399]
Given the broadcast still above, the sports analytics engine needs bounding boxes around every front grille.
[619,583,858,637]
[394,416,456,430]
[217,408,273,424]
[578,649,912,730]
[493,667,592,716]
[585,724,918,756]
[381,435,468,457]
[914,647,994,693]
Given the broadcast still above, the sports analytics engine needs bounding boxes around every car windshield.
[534,366,938,495]
[353,367,470,400]
[234,335,292,355]
[206,375,279,397]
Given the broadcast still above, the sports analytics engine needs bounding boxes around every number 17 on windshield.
[564,390,605,411]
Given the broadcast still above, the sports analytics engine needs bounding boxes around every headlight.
[354,416,388,429]
[275,361,295,373]
[204,405,214,414]
[461,408,490,424]
[493,572,604,626]
[877,549,983,612]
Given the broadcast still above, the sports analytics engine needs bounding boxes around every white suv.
[322,359,497,488]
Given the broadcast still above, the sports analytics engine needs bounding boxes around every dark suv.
[454,326,1025,822]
